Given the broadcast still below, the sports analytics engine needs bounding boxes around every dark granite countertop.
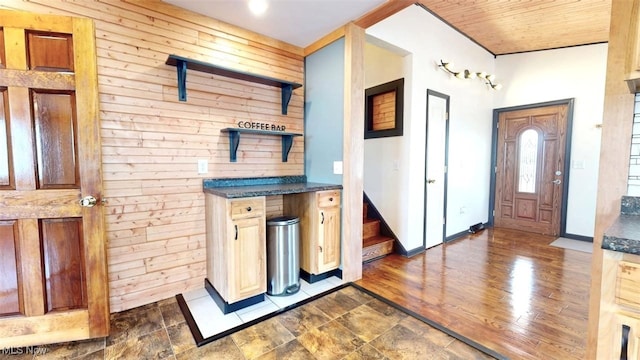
[602,195,640,255]
[203,176,342,198]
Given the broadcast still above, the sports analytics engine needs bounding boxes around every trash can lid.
[267,216,300,226]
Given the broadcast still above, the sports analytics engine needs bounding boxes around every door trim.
[424,89,450,248]
[488,98,575,237]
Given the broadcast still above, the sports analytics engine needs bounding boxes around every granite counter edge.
[203,183,343,198]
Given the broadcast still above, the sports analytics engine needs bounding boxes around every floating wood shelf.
[166,55,302,115]
[221,128,302,163]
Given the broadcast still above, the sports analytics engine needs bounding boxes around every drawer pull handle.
[329,197,333,202]
[235,225,238,240]
[319,246,323,253]
[321,212,324,224]
[246,206,252,212]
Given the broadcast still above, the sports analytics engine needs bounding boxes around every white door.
[424,90,449,248]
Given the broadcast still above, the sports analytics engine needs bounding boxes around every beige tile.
[365,298,409,323]
[370,324,450,360]
[253,339,315,360]
[34,338,105,359]
[310,289,363,319]
[175,337,244,360]
[399,316,455,348]
[104,328,173,360]
[106,303,164,346]
[297,320,365,360]
[231,317,295,359]
[342,344,388,360]
[158,297,186,328]
[276,302,332,337]
[166,322,197,356]
[337,304,402,342]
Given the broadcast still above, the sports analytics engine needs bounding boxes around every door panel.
[425,90,448,248]
[41,218,86,312]
[494,104,568,236]
[0,10,108,347]
[318,207,340,272]
[32,91,78,188]
[0,88,12,188]
[0,220,19,316]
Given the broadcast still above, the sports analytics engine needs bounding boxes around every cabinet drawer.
[317,190,340,208]
[230,197,264,220]
[617,261,640,310]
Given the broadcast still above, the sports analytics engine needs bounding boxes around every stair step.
[363,218,380,239]
[362,235,394,262]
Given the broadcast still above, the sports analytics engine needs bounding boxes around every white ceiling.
[163,0,387,48]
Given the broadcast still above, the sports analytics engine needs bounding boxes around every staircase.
[362,202,395,262]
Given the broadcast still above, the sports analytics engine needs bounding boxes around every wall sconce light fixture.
[438,60,502,90]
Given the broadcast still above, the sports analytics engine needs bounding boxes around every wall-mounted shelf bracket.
[166,55,302,114]
[221,128,302,162]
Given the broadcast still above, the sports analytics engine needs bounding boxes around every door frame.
[423,89,450,248]
[488,98,575,237]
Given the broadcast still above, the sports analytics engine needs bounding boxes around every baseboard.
[445,222,490,242]
[560,233,593,242]
[300,268,341,283]
[204,278,264,314]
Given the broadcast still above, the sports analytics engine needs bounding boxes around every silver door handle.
[427,179,436,184]
[552,179,562,185]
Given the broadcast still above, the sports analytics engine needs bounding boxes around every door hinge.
[496,121,499,129]
[494,166,497,173]
[444,166,448,173]
[492,210,495,216]
[443,217,446,225]
[445,112,449,120]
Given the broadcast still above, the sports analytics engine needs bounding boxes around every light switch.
[571,160,585,169]
[333,161,343,175]
[198,159,208,174]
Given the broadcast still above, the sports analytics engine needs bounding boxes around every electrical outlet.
[197,159,208,174]
[333,161,343,175]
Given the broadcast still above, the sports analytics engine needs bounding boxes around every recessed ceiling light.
[248,0,268,16]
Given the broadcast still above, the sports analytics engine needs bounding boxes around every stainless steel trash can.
[266,216,300,296]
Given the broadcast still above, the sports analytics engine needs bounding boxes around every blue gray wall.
[304,38,345,184]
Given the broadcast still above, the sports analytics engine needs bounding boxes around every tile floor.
[183,276,344,340]
[0,282,498,359]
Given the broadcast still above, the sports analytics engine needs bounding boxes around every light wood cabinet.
[599,252,640,359]
[626,0,640,92]
[284,190,341,276]
[205,194,266,307]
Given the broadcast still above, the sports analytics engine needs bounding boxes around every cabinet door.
[228,217,266,302]
[317,207,341,273]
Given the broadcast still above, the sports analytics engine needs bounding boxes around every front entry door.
[424,90,449,248]
[494,103,569,236]
[0,10,109,346]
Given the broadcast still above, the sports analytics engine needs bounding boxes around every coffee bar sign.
[237,121,286,132]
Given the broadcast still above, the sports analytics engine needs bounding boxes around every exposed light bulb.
[487,74,496,82]
[455,72,464,79]
[493,83,503,90]
[443,62,453,70]
[477,71,487,79]
[465,70,477,79]
[248,0,268,16]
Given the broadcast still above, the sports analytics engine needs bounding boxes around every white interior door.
[424,90,449,248]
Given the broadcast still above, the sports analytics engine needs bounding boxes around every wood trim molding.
[341,22,365,282]
[304,0,416,56]
[354,0,416,29]
[586,0,637,358]
[304,25,346,57]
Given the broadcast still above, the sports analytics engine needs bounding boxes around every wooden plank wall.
[0,0,304,312]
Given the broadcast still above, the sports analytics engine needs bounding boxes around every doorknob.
[427,179,436,184]
[552,179,562,185]
[79,195,98,207]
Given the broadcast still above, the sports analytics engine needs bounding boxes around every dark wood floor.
[356,227,592,360]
